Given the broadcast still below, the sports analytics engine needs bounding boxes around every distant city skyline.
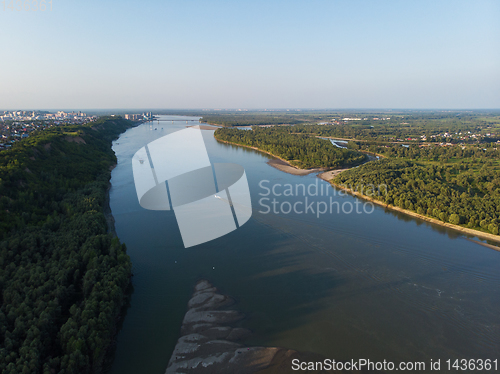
[1,0,499,109]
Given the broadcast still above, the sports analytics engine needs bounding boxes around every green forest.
[334,158,500,235]
[214,127,366,169]
[200,111,333,127]
[201,110,500,143]
[214,111,500,238]
[333,141,500,236]
[0,117,134,373]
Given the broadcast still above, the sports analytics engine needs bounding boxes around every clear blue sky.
[1,0,499,109]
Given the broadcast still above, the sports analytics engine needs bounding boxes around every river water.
[109,116,500,373]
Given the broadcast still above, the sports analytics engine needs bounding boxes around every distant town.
[0,110,96,150]
[0,111,153,150]
[0,110,93,123]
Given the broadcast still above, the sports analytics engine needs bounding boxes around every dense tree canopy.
[214,114,500,237]
[215,127,366,169]
[0,117,134,373]
[202,110,500,143]
[334,159,500,236]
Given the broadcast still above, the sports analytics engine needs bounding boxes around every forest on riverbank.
[215,127,366,169]
[213,111,500,238]
[0,117,134,373]
[334,158,500,236]
[199,111,333,127]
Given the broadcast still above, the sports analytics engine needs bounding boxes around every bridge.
[153,119,200,122]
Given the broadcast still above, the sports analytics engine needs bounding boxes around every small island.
[166,280,344,374]
[167,280,296,373]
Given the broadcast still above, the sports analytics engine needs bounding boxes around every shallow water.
[109,116,500,374]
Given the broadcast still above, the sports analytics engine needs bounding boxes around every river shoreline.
[320,174,500,248]
[216,135,500,248]
[108,118,500,373]
[214,138,329,175]
[104,163,118,237]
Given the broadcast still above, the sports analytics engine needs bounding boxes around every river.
[108,116,500,373]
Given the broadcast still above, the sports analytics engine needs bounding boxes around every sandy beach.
[317,168,350,181]
[266,158,328,176]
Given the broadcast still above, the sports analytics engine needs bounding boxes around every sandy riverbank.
[267,158,328,176]
[318,172,500,248]
[214,138,328,176]
[317,168,350,181]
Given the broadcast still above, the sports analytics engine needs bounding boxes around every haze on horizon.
[0,0,499,110]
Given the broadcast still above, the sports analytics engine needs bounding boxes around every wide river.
[109,116,500,373]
